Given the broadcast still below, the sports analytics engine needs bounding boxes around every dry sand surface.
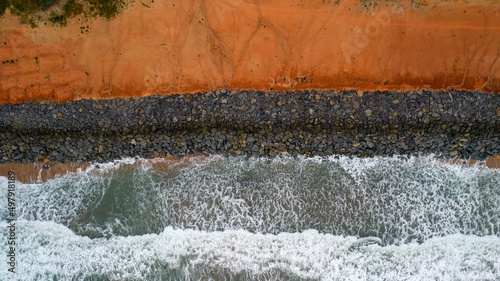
[1,0,500,104]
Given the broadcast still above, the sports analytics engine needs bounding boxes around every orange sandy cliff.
[1,0,500,104]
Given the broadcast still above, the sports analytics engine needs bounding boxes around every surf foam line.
[0,220,499,281]
[1,155,499,245]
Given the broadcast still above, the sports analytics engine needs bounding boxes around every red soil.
[1,0,500,104]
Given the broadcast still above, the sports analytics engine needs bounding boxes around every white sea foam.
[0,155,499,280]
[0,220,499,280]
[1,155,499,244]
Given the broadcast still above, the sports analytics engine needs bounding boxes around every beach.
[1,0,500,280]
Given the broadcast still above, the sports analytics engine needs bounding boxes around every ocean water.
[1,155,499,280]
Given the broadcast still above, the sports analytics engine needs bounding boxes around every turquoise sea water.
[1,155,499,280]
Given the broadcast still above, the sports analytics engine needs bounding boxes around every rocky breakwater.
[0,89,499,166]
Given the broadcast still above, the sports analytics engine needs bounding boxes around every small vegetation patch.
[49,10,66,26]
[39,0,56,10]
[0,1,10,17]
[63,0,84,18]
[1,0,127,27]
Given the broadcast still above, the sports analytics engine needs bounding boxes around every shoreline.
[1,89,500,168]
[0,154,499,184]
